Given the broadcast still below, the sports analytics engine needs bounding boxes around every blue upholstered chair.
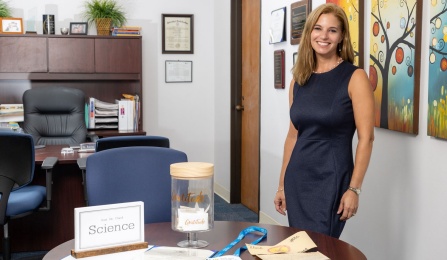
[78,135,170,205]
[85,146,187,223]
[95,135,170,151]
[0,132,50,260]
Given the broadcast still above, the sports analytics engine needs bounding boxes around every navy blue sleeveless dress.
[284,61,358,238]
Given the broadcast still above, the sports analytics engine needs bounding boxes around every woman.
[274,3,374,238]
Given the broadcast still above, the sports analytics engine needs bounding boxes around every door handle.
[235,105,244,111]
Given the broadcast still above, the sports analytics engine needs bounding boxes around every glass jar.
[171,162,214,248]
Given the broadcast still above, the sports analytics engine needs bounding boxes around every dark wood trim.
[230,0,242,203]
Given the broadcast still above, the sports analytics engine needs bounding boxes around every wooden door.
[240,0,260,213]
[230,0,260,213]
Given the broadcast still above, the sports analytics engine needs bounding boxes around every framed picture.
[274,50,285,89]
[326,0,364,67]
[293,52,298,65]
[165,60,193,83]
[162,14,194,54]
[290,1,311,45]
[0,18,24,34]
[269,7,286,44]
[69,22,88,35]
[369,0,421,134]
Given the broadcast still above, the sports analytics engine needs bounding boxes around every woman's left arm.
[338,69,375,221]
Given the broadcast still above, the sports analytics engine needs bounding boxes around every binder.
[88,97,95,129]
[118,100,128,131]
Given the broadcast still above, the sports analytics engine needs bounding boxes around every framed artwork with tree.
[326,0,363,68]
[369,0,422,134]
[428,2,447,139]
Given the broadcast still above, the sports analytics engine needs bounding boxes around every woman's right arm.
[274,79,298,215]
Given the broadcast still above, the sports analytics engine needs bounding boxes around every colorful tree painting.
[326,0,363,67]
[428,1,447,139]
[369,0,421,134]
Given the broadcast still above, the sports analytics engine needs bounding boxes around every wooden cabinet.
[0,34,143,130]
[48,38,95,73]
[95,38,141,73]
[0,36,47,72]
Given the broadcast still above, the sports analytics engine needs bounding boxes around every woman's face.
[310,13,343,58]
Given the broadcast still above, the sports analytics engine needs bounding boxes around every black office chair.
[0,132,51,260]
[77,135,170,205]
[85,146,187,223]
[22,87,88,146]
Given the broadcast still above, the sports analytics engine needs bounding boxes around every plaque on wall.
[269,7,286,44]
[274,50,285,89]
[290,1,311,45]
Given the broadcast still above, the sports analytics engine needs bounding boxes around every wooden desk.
[43,221,366,260]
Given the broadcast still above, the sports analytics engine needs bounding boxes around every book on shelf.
[0,104,24,123]
[112,26,141,37]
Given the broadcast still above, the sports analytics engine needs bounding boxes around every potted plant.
[83,0,126,35]
[0,0,12,17]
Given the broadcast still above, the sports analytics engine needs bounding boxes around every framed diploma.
[291,1,311,45]
[165,60,193,83]
[162,14,194,54]
[274,50,285,89]
[269,7,286,44]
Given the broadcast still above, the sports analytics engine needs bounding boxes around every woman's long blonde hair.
[292,3,355,86]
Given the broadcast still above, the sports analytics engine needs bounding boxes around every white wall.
[8,0,447,259]
[8,0,232,197]
[260,0,447,259]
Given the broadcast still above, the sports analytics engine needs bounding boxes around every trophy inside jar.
[171,162,214,248]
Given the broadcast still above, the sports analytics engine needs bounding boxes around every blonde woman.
[274,3,374,238]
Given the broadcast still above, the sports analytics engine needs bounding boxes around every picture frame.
[326,0,364,68]
[162,14,194,54]
[290,1,311,45]
[293,52,298,65]
[269,7,286,44]
[69,22,88,35]
[274,50,285,89]
[369,0,421,134]
[165,60,193,83]
[0,18,24,34]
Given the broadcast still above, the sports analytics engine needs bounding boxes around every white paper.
[144,246,214,259]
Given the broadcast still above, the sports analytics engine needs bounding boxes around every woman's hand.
[274,189,287,216]
[337,190,359,221]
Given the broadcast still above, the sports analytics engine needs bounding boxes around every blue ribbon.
[210,226,267,258]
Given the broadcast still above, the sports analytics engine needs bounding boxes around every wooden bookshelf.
[0,34,143,132]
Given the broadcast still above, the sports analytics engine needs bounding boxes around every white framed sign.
[74,201,144,252]
[165,60,193,83]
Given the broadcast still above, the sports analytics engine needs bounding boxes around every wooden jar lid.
[170,162,214,178]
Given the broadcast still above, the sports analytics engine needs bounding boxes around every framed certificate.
[274,50,285,89]
[291,1,311,45]
[162,14,194,54]
[269,7,286,44]
[165,60,193,83]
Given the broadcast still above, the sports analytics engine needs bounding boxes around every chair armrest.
[40,156,58,211]
[87,134,99,142]
[77,157,87,170]
[77,157,88,205]
[41,157,58,169]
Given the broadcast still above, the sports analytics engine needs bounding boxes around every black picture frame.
[162,14,194,54]
[69,22,88,35]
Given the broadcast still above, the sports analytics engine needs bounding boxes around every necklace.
[313,58,343,74]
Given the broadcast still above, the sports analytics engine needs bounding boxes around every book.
[0,104,24,123]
